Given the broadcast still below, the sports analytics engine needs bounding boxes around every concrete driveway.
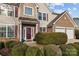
[67,39,79,44]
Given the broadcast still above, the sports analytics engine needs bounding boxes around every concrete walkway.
[24,41,37,47]
[67,39,79,44]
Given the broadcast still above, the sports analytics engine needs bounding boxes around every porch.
[19,17,38,42]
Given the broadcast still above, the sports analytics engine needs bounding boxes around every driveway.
[67,39,79,44]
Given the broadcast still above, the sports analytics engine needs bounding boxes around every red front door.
[26,27,31,40]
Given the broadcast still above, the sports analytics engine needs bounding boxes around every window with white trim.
[7,26,15,38]
[0,26,6,37]
[38,12,42,20]
[8,11,14,16]
[39,27,47,32]
[0,4,14,16]
[25,7,32,15]
[0,25,15,38]
[38,12,47,21]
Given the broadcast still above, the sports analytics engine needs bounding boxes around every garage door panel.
[55,28,74,39]
[66,29,74,39]
[55,28,65,33]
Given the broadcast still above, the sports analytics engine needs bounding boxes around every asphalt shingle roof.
[47,11,66,27]
[73,18,79,27]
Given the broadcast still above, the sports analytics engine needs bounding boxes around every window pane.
[25,7,32,15]
[8,26,15,38]
[39,27,46,32]
[38,12,42,20]
[43,13,46,20]
[43,27,46,32]
[0,27,6,37]
[40,27,42,32]
[0,10,6,16]
[0,4,14,16]
[8,11,14,16]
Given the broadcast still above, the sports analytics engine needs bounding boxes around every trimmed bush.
[75,29,79,39]
[59,44,77,56]
[0,48,11,56]
[25,47,44,56]
[0,42,5,49]
[34,32,67,45]
[11,43,28,56]
[44,45,62,56]
[68,42,79,56]
[74,42,79,45]
[6,41,18,48]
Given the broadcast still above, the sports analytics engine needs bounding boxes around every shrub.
[25,46,44,56]
[68,43,79,56]
[0,48,11,56]
[6,41,18,48]
[44,45,62,56]
[11,43,28,56]
[74,42,79,45]
[75,29,79,39]
[59,44,77,56]
[34,32,67,45]
[0,42,5,49]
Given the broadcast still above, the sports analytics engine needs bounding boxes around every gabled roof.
[73,18,79,27]
[47,10,75,27]
[47,11,66,27]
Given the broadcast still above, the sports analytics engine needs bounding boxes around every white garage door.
[55,28,74,39]
[55,28,65,33]
[66,29,74,39]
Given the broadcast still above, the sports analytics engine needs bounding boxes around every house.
[73,18,79,28]
[0,3,76,42]
[47,11,76,39]
[0,3,19,42]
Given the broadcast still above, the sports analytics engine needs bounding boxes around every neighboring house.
[47,11,76,39]
[0,3,76,42]
[73,18,79,28]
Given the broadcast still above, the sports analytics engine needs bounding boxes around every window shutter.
[15,7,18,17]
[47,14,48,21]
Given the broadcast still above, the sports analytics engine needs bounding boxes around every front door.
[26,27,31,39]
[24,27,34,41]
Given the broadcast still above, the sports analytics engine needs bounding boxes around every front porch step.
[24,41,36,47]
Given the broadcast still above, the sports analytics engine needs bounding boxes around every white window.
[38,12,48,21]
[0,4,14,16]
[0,25,15,38]
[7,26,15,38]
[0,26,6,37]
[38,12,42,20]
[25,7,32,15]
[8,11,14,16]
[40,27,47,32]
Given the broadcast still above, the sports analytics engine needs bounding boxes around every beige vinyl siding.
[36,3,57,27]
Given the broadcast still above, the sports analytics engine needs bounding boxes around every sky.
[48,3,79,18]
